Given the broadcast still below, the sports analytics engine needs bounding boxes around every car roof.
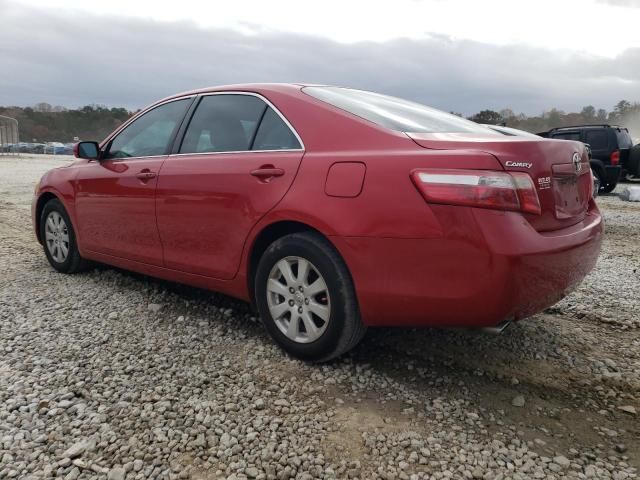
[549,124,627,131]
[155,83,314,104]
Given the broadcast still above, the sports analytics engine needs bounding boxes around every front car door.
[74,98,192,265]
[156,93,304,279]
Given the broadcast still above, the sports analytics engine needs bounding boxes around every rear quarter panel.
[268,148,504,239]
[237,144,505,313]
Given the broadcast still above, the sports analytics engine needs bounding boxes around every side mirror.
[74,141,100,160]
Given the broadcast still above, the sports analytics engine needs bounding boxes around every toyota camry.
[33,84,603,361]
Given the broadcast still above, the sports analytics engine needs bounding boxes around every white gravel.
[1,155,639,479]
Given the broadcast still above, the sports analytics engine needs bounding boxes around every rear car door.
[74,98,192,265]
[156,93,304,279]
[583,129,610,162]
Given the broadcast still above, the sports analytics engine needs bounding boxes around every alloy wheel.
[45,211,69,263]
[266,256,331,343]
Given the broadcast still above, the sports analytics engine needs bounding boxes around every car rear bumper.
[331,202,603,328]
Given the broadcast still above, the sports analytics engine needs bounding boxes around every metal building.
[0,115,19,155]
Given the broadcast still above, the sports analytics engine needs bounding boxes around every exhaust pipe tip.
[481,320,512,335]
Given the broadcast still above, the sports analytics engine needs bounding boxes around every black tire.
[592,168,605,193]
[627,144,640,179]
[591,169,600,198]
[40,198,88,273]
[254,232,366,362]
[601,181,617,194]
[593,168,617,194]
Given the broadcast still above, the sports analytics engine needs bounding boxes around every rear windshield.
[551,131,581,141]
[303,86,494,134]
[616,129,633,149]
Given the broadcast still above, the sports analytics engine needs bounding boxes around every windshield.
[303,86,496,134]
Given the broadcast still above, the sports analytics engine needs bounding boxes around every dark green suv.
[540,125,637,193]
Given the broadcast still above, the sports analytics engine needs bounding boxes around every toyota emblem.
[572,152,582,173]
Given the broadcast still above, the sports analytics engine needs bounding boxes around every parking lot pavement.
[1,155,638,479]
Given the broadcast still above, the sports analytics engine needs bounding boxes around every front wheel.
[254,232,366,362]
[40,199,88,273]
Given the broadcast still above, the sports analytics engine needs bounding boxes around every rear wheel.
[601,181,617,194]
[593,168,616,194]
[254,232,366,362]
[40,199,88,273]
[591,168,600,198]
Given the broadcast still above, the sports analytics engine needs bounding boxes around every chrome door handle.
[250,168,285,179]
[136,171,157,180]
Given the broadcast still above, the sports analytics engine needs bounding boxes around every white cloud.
[1,0,638,114]
[15,0,640,57]
[597,0,640,7]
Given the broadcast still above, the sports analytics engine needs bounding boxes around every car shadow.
[88,263,587,404]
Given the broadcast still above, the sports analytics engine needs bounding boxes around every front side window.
[105,99,190,159]
[303,86,494,134]
[180,95,266,154]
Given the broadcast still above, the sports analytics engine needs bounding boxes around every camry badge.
[505,161,532,168]
[572,152,582,173]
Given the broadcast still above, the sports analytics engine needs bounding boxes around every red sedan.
[33,84,603,361]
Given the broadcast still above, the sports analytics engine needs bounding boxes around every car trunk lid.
[407,132,592,231]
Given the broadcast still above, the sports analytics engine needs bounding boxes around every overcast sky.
[1,0,639,115]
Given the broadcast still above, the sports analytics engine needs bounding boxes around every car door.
[583,129,610,162]
[74,98,192,265]
[156,93,304,279]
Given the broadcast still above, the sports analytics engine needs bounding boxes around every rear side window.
[584,130,608,149]
[303,86,493,134]
[180,94,302,154]
[180,95,266,153]
[551,131,581,141]
[616,129,633,149]
[252,108,301,150]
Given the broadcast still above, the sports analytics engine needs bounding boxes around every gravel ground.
[1,155,639,480]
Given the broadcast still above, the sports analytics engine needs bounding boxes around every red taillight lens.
[411,169,542,215]
[610,150,620,166]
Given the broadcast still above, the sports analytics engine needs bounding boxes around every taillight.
[610,150,620,166]
[411,169,542,215]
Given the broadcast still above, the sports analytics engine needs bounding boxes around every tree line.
[1,99,639,144]
[0,103,132,143]
[465,100,640,137]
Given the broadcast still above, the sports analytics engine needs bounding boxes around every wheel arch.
[589,159,606,181]
[246,220,345,305]
[34,191,62,244]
